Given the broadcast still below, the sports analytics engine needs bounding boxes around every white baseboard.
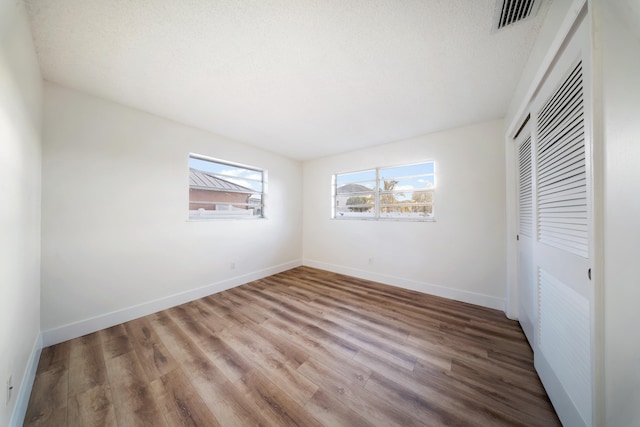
[42,260,301,347]
[9,333,43,427]
[303,259,505,312]
[40,258,504,347]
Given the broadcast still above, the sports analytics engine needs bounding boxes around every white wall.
[41,83,302,342]
[0,3,42,425]
[600,4,640,425]
[303,120,507,310]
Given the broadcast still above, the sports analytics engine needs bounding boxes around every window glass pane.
[379,162,434,191]
[189,155,264,219]
[335,191,375,214]
[378,176,435,193]
[190,157,263,192]
[408,189,434,203]
[336,170,376,187]
[335,203,376,218]
[333,161,435,221]
[379,205,434,218]
[380,189,434,203]
[336,182,376,194]
[379,162,434,178]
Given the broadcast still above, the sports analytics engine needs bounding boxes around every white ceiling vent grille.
[493,0,541,31]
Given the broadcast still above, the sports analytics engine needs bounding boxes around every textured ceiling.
[25,0,549,160]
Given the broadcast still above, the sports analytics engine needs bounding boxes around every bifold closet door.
[516,127,535,348]
[529,14,594,427]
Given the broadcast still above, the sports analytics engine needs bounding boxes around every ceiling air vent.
[493,0,541,31]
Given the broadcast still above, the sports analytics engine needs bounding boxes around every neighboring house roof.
[337,183,372,194]
[189,168,254,192]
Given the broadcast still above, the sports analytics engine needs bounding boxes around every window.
[333,161,435,221]
[189,154,265,219]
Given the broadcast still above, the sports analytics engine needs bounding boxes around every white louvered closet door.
[516,127,535,348]
[529,13,593,427]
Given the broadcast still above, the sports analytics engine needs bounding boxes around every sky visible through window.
[190,157,263,192]
[334,161,435,220]
[336,163,435,201]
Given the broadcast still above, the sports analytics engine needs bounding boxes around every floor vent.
[494,0,541,31]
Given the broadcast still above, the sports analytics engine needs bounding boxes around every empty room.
[1,0,639,426]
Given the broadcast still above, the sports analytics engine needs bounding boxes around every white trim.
[303,259,505,312]
[504,133,519,319]
[587,2,605,425]
[189,152,263,174]
[41,260,301,346]
[9,333,43,427]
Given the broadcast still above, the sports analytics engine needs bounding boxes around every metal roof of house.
[337,183,372,194]
[189,168,254,192]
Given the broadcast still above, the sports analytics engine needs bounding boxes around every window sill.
[331,217,436,223]
[187,216,267,222]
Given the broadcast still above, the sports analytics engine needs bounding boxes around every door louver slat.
[537,127,583,166]
[537,174,586,196]
[538,65,582,124]
[539,190,587,206]
[538,79,582,131]
[538,113,584,154]
[536,61,588,258]
[539,223,588,233]
[537,142,585,175]
[518,136,533,237]
[539,217,588,225]
[538,166,586,189]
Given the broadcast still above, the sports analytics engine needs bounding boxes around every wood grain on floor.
[24,266,560,426]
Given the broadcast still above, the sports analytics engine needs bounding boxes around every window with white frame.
[333,161,435,221]
[189,154,265,219]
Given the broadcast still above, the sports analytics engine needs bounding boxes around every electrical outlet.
[368,257,374,265]
[6,375,13,406]
[230,262,236,270]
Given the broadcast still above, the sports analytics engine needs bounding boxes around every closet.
[514,5,595,426]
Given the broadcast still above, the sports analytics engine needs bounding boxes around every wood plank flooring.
[24,267,560,426]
